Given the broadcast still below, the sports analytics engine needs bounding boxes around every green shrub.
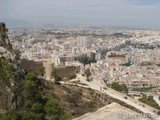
[139,95,160,109]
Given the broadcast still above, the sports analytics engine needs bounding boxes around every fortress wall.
[54,66,80,80]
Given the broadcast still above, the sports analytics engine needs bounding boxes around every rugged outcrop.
[0,23,23,113]
[0,23,12,49]
[0,23,15,61]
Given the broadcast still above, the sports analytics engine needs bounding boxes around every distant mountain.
[0,19,33,29]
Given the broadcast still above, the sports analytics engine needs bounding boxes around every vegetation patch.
[138,95,160,110]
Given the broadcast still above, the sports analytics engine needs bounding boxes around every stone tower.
[43,61,54,81]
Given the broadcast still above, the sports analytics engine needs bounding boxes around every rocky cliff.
[0,23,16,61]
[0,23,19,112]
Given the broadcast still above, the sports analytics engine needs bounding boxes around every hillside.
[42,81,110,118]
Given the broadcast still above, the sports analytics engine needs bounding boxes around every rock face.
[0,46,16,60]
[0,23,20,79]
[0,23,24,111]
[0,23,15,61]
[0,23,12,49]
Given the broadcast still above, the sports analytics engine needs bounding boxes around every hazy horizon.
[0,0,160,28]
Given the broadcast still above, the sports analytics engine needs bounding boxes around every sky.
[0,0,160,28]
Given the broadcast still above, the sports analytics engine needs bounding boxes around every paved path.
[62,75,160,120]
[73,103,150,120]
[86,81,159,116]
[153,96,160,107]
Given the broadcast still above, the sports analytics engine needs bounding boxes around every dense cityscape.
[10,28,160,88]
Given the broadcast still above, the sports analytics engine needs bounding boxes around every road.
[153,96,160,107]
[62,74,160,120]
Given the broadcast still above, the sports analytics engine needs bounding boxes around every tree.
[120,84,128,93]
[44,99,68,120]
[0,58,15,110]
[111,82,128,93]
[84,68,91,81]
[1,70,69,120]
[78,54,96,65]
[111,82,120,91]
[0,58,15,85]
[139,95,160,110]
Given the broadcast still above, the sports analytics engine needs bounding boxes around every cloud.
[0,0,160,28]
[128,0,160,6]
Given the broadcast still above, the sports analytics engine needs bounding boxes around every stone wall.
[20,59,44,71]
[54,66,80,80]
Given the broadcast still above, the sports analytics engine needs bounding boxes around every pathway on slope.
[65,74,160,120]
[153,96,160,107]
[87,81,159,115]
[73,102,150,120]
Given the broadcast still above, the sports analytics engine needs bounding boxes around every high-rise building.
[77,36,93,49]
